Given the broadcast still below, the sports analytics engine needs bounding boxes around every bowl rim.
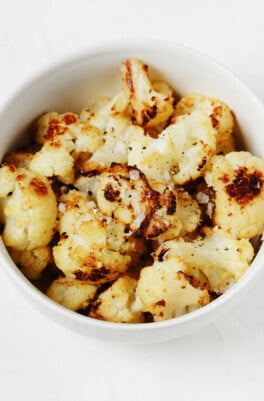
[1,37,264,334]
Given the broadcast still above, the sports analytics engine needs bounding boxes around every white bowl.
[1,39,264,343]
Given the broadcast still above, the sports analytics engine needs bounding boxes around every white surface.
[1,0,264,399]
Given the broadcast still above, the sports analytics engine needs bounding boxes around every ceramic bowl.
[1,39,264,343]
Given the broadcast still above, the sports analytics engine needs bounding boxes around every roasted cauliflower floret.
[30,112,103,183]
[89,275,143,323]
[121,58,174,129]
[53,237,130,285]
[0,165,57,250]
[4,149,36,169]
[47,277,97,311]
[204,151,264,238]
[155,227,254,293]
[174,187,201,236]
[174,93,235,154]
[30,143,75,183]
[105,218,147,266]
[143,187,182,241]
[79,91,136,168]
[127,129,172,183]
[79,164,159,235]
[147,182,201,241]
[10,246,51,280]
[79,90,129,130]
[160,110,216,184]
[128,109,216,184]
[88,115,140,167]
[0,163,17,197]
[53,189,132,284]
[132,258,210,322]
[33,111,59,144]
[76,163,183,240]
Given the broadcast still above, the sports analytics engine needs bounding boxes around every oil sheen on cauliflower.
[204,151,264,238]
[132,258,210,322]
[155,227,254,294]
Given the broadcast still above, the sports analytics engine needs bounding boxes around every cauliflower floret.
[30,143,75,184]
[0,163,17,197]
[121,58,174,129]
[88,115,140,167]
[174,187,201,236]
[33,111,60,144]
[53,238,131,284]
[127,128,171,183]
[10,246,51,280]
[79,90,135,168]
[30,112,103,183]
[79,90,129,130]
[128,109,216,185]
[144,187,183,241]
[132,258,210,322]
[47,277,97,311]
[155,227,254,293]
[81,96,110,115]
[34,111,102,152]
[147,182,201,240]
[4,149,36,169]
[105,219,147,266]
[53,189,132,284]
[76,163,183,240]
[204,151,264,238]
[83,164,160,235]
[58,187,146,258]
[0,165,57,250]
[174,93,235,154]
[89,275,143,323]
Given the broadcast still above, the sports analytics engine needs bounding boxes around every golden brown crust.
[29,177,49,196]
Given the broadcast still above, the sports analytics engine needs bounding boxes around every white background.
[1,0,264,400]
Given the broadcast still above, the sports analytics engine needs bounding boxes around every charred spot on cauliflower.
[204,151,264,238]
[30,112,104,184]
[121,58,174,129]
